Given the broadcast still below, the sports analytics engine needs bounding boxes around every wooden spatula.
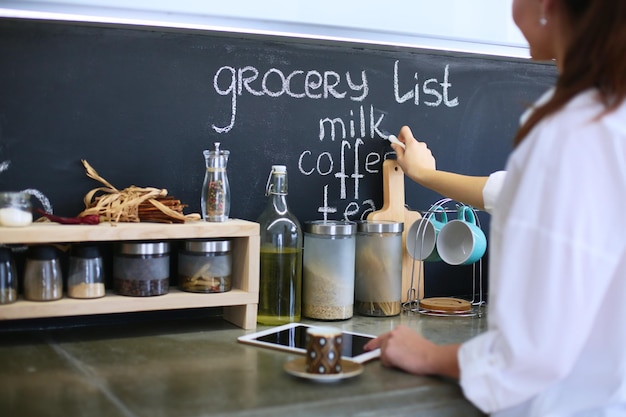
[368,159,423,302]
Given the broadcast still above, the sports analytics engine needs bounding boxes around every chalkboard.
[0,18,557,297]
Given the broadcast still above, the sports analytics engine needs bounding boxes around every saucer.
[283,357,364,382]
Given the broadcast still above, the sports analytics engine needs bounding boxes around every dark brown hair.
[514,0,626,146]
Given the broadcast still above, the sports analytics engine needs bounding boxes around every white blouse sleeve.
[482,170,506,214]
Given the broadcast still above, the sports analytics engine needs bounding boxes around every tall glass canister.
[302,220,356,320]
[355,220,403,316]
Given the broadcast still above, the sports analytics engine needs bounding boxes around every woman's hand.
[391,126,437,186]
[364,325,461,378]
[390,125,490,210]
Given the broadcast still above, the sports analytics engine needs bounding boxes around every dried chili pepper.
[36,208,100,225]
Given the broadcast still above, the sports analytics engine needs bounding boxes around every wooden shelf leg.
[224,304,258,329]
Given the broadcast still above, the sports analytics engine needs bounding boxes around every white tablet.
[237,323,381,363]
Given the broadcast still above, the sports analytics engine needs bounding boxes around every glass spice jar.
[113,242,170,297]
[67,243,106,299]
[0,191,33,227]
[178,239,232,293]
[23,245,63,301]
[0,247,18,304]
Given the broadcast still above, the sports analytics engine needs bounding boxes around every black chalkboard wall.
[0,18,557,298]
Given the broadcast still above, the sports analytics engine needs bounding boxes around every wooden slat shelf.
[0,219,259,244]
[0,220,261,329]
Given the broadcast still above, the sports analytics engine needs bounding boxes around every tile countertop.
[0,307,487,417]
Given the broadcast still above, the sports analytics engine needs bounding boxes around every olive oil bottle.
[257,165,303,325]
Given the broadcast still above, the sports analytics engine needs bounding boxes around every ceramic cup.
[406,205,448,261]
[436,206,486,265]
[305,326,343,374]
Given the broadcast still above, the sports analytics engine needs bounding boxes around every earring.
[540,15,547,26]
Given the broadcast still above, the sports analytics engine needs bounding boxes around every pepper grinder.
[201,142,230,222]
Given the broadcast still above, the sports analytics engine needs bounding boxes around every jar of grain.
[0,247,18,304]
[67,244,105,299]
[178,239,232,293]
[302,220,356,320]
[23,245,63,301]
[114,242,170,297]
[355,220,403,317]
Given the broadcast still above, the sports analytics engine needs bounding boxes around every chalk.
[387,135,406,149]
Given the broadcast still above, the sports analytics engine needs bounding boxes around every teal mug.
[436,206,486,265]
[406,205,448,262]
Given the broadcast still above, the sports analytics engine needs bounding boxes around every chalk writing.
[319,105,385,141]
[394,61,459,107]
[210,60,460,221]
[212,65,369,133]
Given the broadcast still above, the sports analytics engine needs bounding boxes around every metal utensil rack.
[402,198,486,318]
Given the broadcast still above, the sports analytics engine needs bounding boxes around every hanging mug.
[437,206,486,265]
[406,205,448,262]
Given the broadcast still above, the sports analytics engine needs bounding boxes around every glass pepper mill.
[201,142,230,222]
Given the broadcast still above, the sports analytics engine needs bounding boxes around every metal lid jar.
[302,220,356,320]
[355,220,404,317]
[113,241,170,297]
[178,239,232,293]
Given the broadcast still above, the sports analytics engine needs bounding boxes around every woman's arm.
[392,126,489,210]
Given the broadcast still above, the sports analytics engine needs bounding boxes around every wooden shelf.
[0,220,260,329]
[0,219,259,244]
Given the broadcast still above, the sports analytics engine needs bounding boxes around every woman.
[365,0,626,415]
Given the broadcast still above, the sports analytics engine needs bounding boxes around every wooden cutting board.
[368,159,423,302]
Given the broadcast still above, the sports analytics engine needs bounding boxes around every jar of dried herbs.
[114,242,170,297]
[178,239,232,293]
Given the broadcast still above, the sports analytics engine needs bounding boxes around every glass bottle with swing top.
[257,165,303,325]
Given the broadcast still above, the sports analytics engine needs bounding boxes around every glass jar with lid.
[67,243,106,299]
[23,245,63,301]
[0,247,18,304]
[178,239,232,293]
[302,220,356,320]
[355,220,403,317]
[114,241,170,296]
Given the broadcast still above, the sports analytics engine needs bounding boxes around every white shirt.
[458,89,626,416]
[481,88,556,215]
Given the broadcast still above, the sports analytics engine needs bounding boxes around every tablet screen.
[237,323,380,363]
